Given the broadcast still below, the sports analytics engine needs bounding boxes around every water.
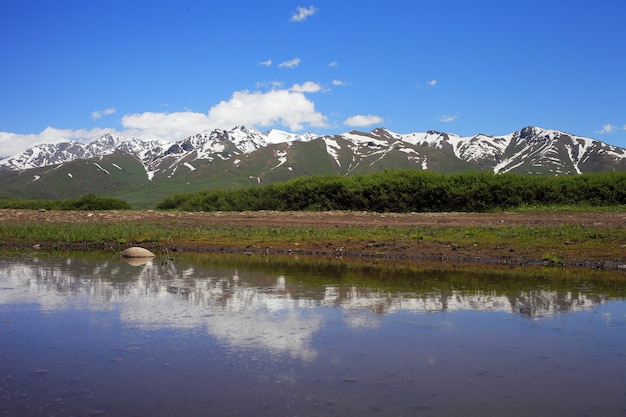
[1,252,625,417]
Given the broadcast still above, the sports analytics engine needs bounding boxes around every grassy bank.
[1,213,624,269]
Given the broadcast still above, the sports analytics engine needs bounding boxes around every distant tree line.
[155,170,626,212]
[0,193,132,211]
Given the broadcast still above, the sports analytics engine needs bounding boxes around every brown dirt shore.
[1,209,625,269]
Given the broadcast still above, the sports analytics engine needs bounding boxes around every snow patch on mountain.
[390,129,455,149]
[342,131,387,147]
[323,138,341,167]
[271,150,288,170]
[265,129,317,144]
[93,162,110,175]
[493,142,532,174]
[451,134,513,163]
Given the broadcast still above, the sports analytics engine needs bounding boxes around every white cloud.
[279,57,301,68]
[0,127,115,157]
[258,59,272,67]
[255,81,284,90]
[91,107,116,120]
[290,6,318,22]
[121,111,214,139]
[343,114,384,127]
[290,81,322,93]
[0,118,210,157]
[332,79,347,86]
[0,88,330,156]
[328,61,339,68]
[207,89,327,131]
[427,79,437,87]
[438,114,459,123]
[596,123,617,134]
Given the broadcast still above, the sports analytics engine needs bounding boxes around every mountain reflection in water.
[1,253,625,417]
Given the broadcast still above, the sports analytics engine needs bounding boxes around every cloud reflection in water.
[0,255,614,362]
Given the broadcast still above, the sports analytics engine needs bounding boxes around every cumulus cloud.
[1,87,330,156]
[123,87,328,136]
[279,57,301,68]
[0,127,115,157]
[332,79,347,86]
[290,6,318,22]
[596,124,617,134]
[290,81,322,93]
[207,89,327,131]
[121,111,214,139]
[258,59,272,67]
[438,114,459,123]
[344,114,384,127]
[0,117,212,156]
[91,107,116,120]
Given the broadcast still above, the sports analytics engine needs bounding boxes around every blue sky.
[1,0,625,156]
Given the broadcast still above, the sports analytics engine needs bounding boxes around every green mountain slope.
[0,152,147,200]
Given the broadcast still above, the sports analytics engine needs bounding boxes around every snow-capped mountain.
[142,126,319,180]
[0,133,170,172]
[1,126,625,181]
[375,126,626,175]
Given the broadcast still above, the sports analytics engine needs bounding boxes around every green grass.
[509,203,626,213]
[2,219,624,264]
[0,222,165,246]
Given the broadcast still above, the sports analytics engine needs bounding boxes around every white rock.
[121,247,155,258]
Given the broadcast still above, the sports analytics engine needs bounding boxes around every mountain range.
[1,125,625,207]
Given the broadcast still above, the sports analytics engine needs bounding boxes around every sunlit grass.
[508,203,626,213]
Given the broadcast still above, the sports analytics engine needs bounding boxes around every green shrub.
[59,194,132,210]
[0,194,132,210]
[154,170,626,213]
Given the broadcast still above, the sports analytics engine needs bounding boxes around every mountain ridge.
[1,125,625,207]
[2,125,625,176]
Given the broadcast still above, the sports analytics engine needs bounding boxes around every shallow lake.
[1,252,625,417]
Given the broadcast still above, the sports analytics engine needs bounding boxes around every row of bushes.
[0,193,133,211]
[3,171,625,213]
[155,170,626,212]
